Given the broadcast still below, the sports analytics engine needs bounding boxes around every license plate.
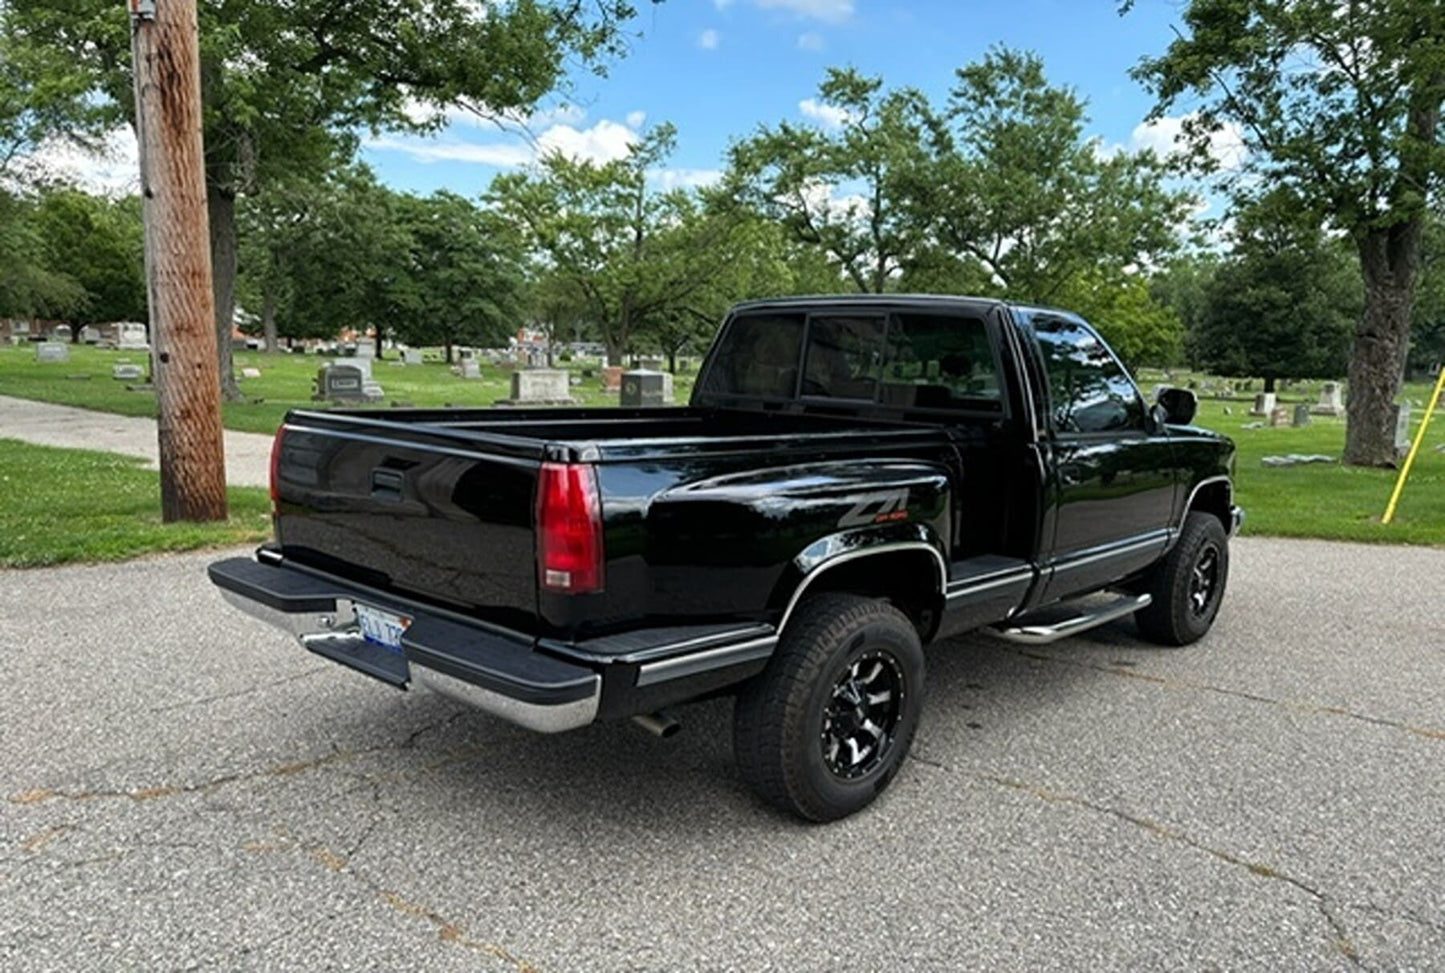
[355,603,411,654]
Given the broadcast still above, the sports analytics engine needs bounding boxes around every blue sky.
[361,0,1202,198]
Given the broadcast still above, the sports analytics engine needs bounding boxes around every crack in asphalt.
[240,825,541,972]
[907,754,1368,970]
[2,705,482,811]
[148,666,331,713]
[1002,647,1444,743]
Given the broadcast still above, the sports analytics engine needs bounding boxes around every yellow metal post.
[1382,366,1445,525]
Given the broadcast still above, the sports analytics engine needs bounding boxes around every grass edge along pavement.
[0,438,270,569]
[2,344,1443,550]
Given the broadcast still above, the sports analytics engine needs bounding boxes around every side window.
[700,313,804,399]
[1030,316,1144,434]
[802,315,886,400]
[881,313,1004,412]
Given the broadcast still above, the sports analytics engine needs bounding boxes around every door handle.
[371,468,405,502]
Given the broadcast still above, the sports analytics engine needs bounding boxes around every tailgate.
[274,420,541,625]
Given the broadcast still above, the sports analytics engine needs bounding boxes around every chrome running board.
[990,594,1151,646]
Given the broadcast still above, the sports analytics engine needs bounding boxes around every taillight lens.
[269,425,286,515]
[536,462,604,594]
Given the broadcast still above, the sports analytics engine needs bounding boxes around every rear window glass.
[802,315,887,400]
[700,313,804,398]
[881,313,1003,412]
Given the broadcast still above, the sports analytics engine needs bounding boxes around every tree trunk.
[667,348,677,373]
[1345,223,1421,467]
[375,326,385,359]
[260,283,278,354]
[207,184,244,402]
[1263,375,1276,394]
[445,340,453,364]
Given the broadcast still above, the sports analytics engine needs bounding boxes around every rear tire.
[1135,511,1230,646]
[734,593,924,822]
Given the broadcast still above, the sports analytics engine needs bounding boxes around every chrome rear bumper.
[210,558,600,734]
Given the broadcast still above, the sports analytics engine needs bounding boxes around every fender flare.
[770,523,948,634]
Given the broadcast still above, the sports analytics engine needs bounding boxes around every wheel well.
[787,550,944,643]
[1188,480,1232,534]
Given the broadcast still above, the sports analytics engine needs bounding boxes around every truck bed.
[272,405,954,638]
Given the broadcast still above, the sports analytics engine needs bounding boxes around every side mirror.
[1155,387,1198,426]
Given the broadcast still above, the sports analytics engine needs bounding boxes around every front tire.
[734,593,924,822]
[1135,511,1230,646]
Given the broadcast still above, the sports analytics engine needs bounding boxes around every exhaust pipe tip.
[632,711,681,738]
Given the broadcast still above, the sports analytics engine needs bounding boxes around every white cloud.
[14,127,139,195]
[797,31,825,51]
[755,0,853,23]
[698,28,720,50]
[652,168,725,190]
[368,118,637,169]
[626,110,648,130]
[535,119,638,164]
[365,135,533,168]
[799,98,852,129]
[1131,113,1247,171]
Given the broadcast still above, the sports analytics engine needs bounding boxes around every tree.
[1190,193,1359,392]
[1054,270,1184,370]
[492,125,754,365]
[1128,0,1445,465]
[5,0,652,399]
[728,68,935,293]
[920,47,1191,305]
[635,198,795,370]
[0,189,86,319]
[31,188,146,327]
[392,192,526,362]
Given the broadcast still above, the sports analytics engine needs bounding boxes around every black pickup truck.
[210,295,1241,820]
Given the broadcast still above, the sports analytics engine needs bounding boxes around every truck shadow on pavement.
[350,623,1154,834]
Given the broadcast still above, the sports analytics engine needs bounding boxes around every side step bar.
[990,594,1151,646]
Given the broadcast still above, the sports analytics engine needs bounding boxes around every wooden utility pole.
[129,0,228,521]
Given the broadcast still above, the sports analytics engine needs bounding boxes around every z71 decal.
[837,489,911,528]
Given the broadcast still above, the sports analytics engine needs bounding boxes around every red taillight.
[269,425,286,514]
[536,462,604,594]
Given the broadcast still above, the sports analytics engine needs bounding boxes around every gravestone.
[355,341,376,359]
[621,369,666,407]
[116,322,149,350]
[52,324,71,342]
[313,363,383,402]
[1392,402,1412,455]
[602,366,625,391]
[1292,404,1311,427]
[1251,391,1277,416]
[497,369,572,406]
[459,358,481,380]
[1312,382,1344,416]
[35,342,69,363]
[240,367,262,379]
[639,357,664,371]
[79,325,101,344]
[402,349,423,366]
[112,363,144,381]
[1268,406,1292,428]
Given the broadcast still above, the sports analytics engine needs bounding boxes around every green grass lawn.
[2,343,1441,548]
[0,438,271,568]
[0,343,694,435]
[1138,371,1445,546]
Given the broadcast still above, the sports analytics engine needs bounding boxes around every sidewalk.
[0,394,272,488]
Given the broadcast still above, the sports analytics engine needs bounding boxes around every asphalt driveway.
[1,537,1441,971]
